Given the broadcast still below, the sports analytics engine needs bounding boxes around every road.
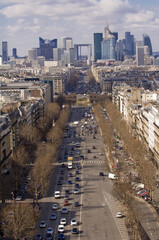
[36,106,129,240]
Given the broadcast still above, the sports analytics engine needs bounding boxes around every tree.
[1,203,37,240]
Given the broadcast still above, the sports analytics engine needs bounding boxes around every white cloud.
[0,0,159,55]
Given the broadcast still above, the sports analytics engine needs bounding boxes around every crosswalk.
[74,160,105,164]
[103,191,129,240]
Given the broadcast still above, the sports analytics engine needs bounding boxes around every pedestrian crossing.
[103,191,129,240]
[74,160,105,164]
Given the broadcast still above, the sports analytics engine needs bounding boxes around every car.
[92,146,96,149]
[60,218,66,225]
[93,136,96,139]
[64,200,69,206]
[58,233,65,240]
[116,212,123,218]
[74,201,79,207]
[61,208,68,214]
[64,194,69,200]
[50,213,57,220]
[137,189,146,195]
[15,195,22,201]
[75,177,80,181]
[75,170,79,174]
[74,188,79,194]
[99,152,103,156]
[99,172,104,176]
[40,221,46,228]
[72,227,79,234]
[57,180,63,185]
[140,192,149,197]
[68,172,73,177]
[80,155,84,160]
[87,149,91,153]
[47,227,53,235]
[54,191,61,198]
[68,180,72,185]
[52,203,58,210]
[60,170,64,174]
[71,218,77,226]
[76,165,81,169]
[58,225,65,233]
[93,155,96,158]
[65,189,70,195]
[75,183,79,188]
[60,164,65,168]
[45,233,52,240]
[34,233,42,240]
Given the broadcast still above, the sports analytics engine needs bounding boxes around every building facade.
[94,33,103,62]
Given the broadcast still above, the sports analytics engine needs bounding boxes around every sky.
[0,0,159,56]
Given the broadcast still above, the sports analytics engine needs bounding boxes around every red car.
[64,200,69,206]
[139,192,149,197]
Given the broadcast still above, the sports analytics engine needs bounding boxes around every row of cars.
[36,155,82,239]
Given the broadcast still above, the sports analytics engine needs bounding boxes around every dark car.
[58,233,65,240]
[64,194,69,200]
[65,189,70,195]
[60,164,65,168]
[45,233,52,240]
[74,201,79,207]
[68,172,73,177]
[60,170,64,174]
[72,228,79,234]
[75,183,79,188]
[99,172,104,176]
[57,180,63,185]
[87,149,91,153]
[75,177,80,181]
[75,170,79,174]
[68,180,72,185]
[34,233,42,240]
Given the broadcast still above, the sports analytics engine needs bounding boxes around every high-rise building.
[12,48,17,58]
[101,26,115,59]
[28,48,37,61]
[136,46,144,66]
[112,32,118,44]
[94,33,103,62]
[143,34,152,56]
[58,37,73,51]
[39,37,57,60]
[124,32,135,56]
[2,41,8,63]
[116,40,124,61]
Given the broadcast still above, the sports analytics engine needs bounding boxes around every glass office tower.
[94,33,103,62]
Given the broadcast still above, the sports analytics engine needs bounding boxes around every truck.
[108,173,117,180]
[68,156,73,169]
[68,161,73,169]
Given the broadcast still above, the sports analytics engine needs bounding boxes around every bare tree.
[1,202,37,240]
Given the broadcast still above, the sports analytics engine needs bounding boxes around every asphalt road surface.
[36,106,128,240]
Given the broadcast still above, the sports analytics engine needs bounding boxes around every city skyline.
[0,0,159,56]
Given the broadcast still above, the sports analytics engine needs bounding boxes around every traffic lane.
[81,162,123,240]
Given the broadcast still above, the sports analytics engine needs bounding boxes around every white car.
[58,224,64,233]
[47,227,53,235]
[71,218,77,226]
[52,203,58,210]
[116,212,123,218]
[60,218,66,225]
[54,191,61,198]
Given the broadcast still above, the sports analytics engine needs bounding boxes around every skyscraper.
[124,32,135,56]
[2,41,8,63]
[116,40,124,61]
[39,37,57,60]
[112,32,118,44]
[101,26,115,60]
[143,34,152,55]
[58,37,73,50]
[136,46,144,66]
[94,33,103,62]
[12,48,17,58]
